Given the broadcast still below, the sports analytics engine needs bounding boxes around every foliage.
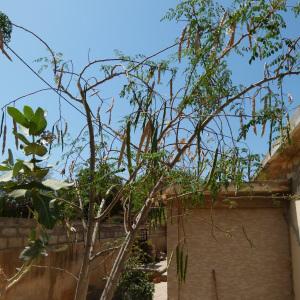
[2,0,300,298]
[176,244,188,284]
[131,239,154,264]
[0,11,12,43]
[75,162,123,218]
[113,256,154,300]
[0,106,72,262]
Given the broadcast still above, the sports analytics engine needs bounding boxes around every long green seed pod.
[183,253,188,282]
[13,120,18,149]
[157,64,161,84]
[179,247,184,282]
[160,102,167,137]
[206,146,219,188]
[176,245,180,276]
[0,111,4,138]
[126,120,132,175]
[2,124,6,155]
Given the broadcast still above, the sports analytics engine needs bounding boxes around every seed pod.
[228,23,236,48]
[247,155,252,181]
[97,107,101,135]
[252,96,257,135]
[106,97,115,126]
[13,120,18,149]
[2,125,6,155]
[157,64,161,84]
[178,26,187,63]
[179,247,184,282]
[118,134,126,168]
[137,120,151,163]
[57,65,64,89]
[151,124,158,154]
[186,27,191,50]
[286,113,291,144]
[56,124,60,144]
[63,122,68,137]
[194,30,200,51]
[176,245,180,276]
[144,125,153,154]
[126,120,132,175]
[206,146,219,188]
[269,119,274,155]
[0,31,12,61]
[160,102,167,136]
[183,253,188,282]
[0,111,4,138]
[150,81,155,100]
[170,78,173,101]
[246,22,252,49]
[61,129,64,152]
[261,96,268,137]
[147,67,155,83]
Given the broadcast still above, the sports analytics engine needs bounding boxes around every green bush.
[113,257,154,300]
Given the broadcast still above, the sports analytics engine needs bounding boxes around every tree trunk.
[100,177,164,300]
[74,218,97,300]
[75,87,97,300]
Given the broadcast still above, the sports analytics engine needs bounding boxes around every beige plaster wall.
[167,206,292,300]
[288,161,300,300]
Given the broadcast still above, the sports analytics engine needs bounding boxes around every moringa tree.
[1,0,300,299]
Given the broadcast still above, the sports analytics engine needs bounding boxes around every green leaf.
[13,160,24,176]
[7,107,29,128]
[32,168,49,180]
[0,165,11,171]
[24,143,47,157]
[9,189,27,198]
[29,108,47,135]
[14,132,30,145]
[42,179,73,191]
[32,192,57,229]
[8,149,14,166]
[23,106,34,121]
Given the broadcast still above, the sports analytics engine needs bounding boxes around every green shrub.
[113,257,154,300]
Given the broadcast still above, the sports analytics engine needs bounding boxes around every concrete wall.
[287,161,300,300]
[167,204,292,300]
[149,226,166,258]
[266,156,300,300]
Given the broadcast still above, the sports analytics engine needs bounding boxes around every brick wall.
[167,203,292,300]
[0,219,126,300]
[0,218,127,250]
[0,218,166,300]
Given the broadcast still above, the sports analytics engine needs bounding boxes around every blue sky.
[0,1,181,168]
[0,1,300,174]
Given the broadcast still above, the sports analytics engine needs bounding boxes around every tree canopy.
[0,1,300,299]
